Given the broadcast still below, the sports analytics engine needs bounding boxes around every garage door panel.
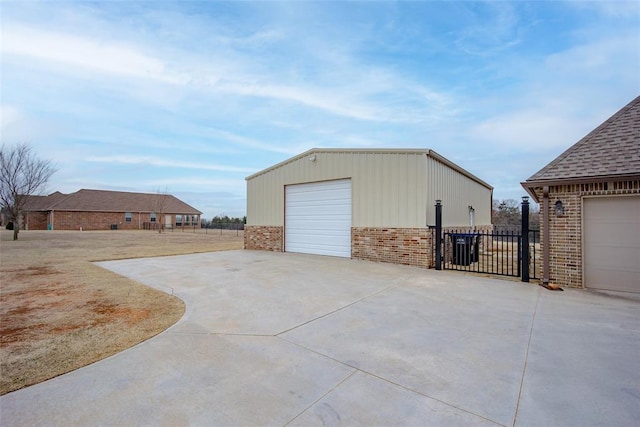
[285,179,352,258]
[587,223,638,242]
[289,190,351,200]
[584,196,640,293]
[588,269,639,290]
[287,206,350,215]
[286,229,350,239]
[287,235,350,246]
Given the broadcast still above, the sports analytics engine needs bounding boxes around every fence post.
[521,196,530,282]
[435,200,442,270]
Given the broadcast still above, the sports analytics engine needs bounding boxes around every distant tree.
[529,203,540,230]
[151,188,169,233]
[493,198,540,232]
[493,199,521,230]
[208,214,245,229]
[0,143,57,240]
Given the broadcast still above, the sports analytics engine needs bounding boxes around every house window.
[125,212,132,222]
[176,215,182,226]
[150,212,156,222]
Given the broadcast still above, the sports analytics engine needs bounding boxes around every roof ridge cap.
[48,191,76,209]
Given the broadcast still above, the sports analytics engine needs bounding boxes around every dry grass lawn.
[0,229,243,395]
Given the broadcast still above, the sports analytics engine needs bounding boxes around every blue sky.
[1,1,638,219]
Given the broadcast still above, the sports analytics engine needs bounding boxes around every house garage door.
[584,196,640,293]
[285,179,352,257]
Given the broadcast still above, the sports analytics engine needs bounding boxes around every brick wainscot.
[244,226,284,251]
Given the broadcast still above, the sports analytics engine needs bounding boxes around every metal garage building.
[245,148,493,269]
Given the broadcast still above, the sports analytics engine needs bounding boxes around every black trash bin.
[449,233,479,266]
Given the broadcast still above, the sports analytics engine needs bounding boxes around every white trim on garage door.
[583,195,640,293]
[285,179,352,257]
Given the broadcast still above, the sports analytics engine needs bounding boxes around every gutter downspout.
[542,186,550,286]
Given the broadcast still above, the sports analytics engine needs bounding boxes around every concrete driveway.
[2,250,639,426]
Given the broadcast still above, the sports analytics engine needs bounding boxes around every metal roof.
[246,148,493,190]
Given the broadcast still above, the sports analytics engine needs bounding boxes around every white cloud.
[470,110,589,151]
[469,29,638,152]
[141,177,245,191]
[453,2,523,55]
[2,20,453,124]
[543,33,639,85]
[201,127,297,155]
[86,155,254,173]
[218,81,382,121]
[2,25,187,85]
[0,105,22,129]
[0,106,70,144]
[567,1,640,18]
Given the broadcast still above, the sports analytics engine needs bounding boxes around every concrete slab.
[0,333,354,426]
[288,371,498,426]
[281,272,538,426]
[95,251,413,335]
[1,250,638,426]
[515,290,640,426]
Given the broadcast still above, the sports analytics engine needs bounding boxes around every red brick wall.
[244,225,284,251]
[23,211,49,230]
[534,179,640,288]
[52,211,153,230]
[352,227,434,268]
[246,224,496,271]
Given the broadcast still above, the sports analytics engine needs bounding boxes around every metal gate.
[434,198,539,282]
[442,229,539,279]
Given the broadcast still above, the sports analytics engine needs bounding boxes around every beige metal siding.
[425,156,492,226]
[246,149,492,228]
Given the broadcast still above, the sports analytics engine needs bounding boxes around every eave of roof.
[521,172,640,202]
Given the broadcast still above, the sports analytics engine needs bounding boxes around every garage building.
[523,95,640,293]
[245,148,493,268]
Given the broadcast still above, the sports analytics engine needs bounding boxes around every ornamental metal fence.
[434,198,539,282]
[442,229,540,279]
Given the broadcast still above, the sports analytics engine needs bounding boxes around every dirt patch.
[90,302,151,325]
[0,229,243,395]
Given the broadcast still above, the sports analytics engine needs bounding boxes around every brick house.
[245,148,493,268]
[522,95,640,293]
[21,189,202,231]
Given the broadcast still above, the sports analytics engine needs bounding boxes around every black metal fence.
[141,222,244,235]
[434,198,539,282]
[442,229,540,279]
[201,222,245,236]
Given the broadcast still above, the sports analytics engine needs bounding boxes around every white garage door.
[584,196,640,293]
[285,179,352,257]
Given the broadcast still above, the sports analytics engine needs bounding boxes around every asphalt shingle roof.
[526,95,640,183]
[22,191,67,210]
[24,189,202,214]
